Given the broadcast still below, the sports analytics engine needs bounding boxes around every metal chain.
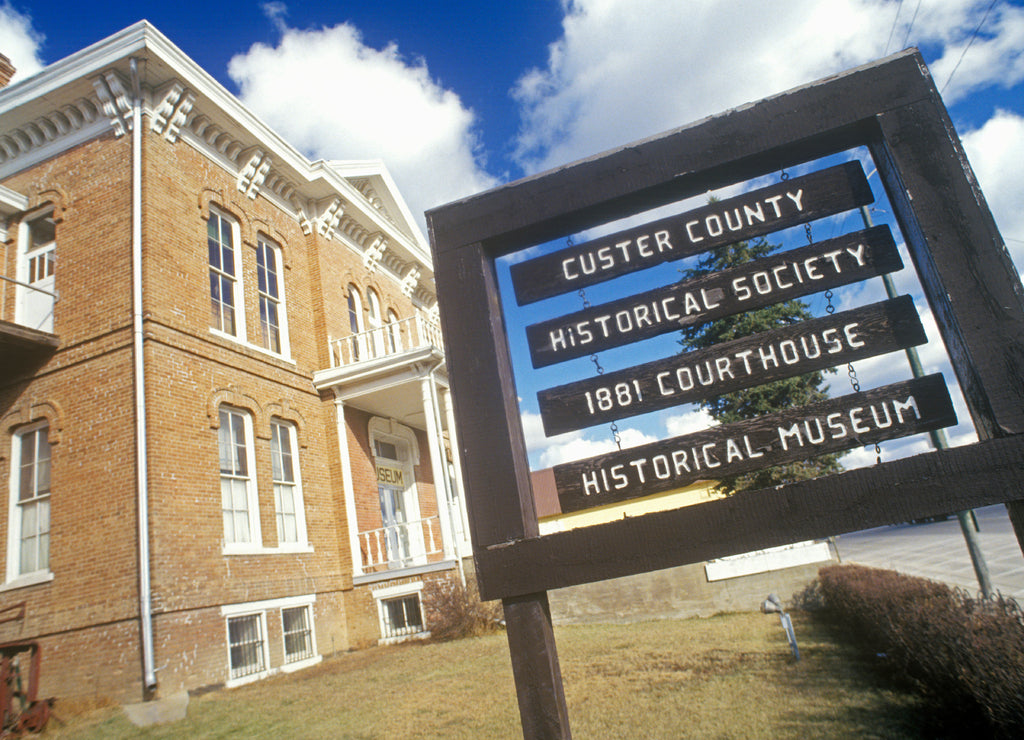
[569,235,621,450]
[783,169,880,464]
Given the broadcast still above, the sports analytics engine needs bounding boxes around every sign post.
[427,50,1024,739]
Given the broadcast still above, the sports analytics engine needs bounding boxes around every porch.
[0,186,58,373]
[313,311,470,582]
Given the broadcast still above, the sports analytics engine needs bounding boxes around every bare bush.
[818,564,1024,738]
[421,577,504,642]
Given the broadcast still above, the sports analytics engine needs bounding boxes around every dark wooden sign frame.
[427,50,1024,739]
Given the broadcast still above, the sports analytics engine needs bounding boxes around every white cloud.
[664,407,717,437]
[511,0,1024,174]
[521,408,659,468]
[926,2,1024,103]
[0,3,44,82]
[961,109,1024,266]
[227,19,497,228]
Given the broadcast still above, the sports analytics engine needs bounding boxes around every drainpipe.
[130,57,157,693]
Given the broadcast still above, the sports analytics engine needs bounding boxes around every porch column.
[441,386,471,549]
[421,375,455,559]
[334,397,364,577]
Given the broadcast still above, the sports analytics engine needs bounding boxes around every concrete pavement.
[833,504,1024,602]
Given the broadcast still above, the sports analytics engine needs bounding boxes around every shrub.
[420,577,504,642]
[817,564,1024,737]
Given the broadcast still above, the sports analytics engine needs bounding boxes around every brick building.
[0,22,471,703]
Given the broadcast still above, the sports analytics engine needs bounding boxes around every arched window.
[256,235,289,355]
[8,422,51,581]
[386,309,402,353]
[218,406,261,548]
[347,285,364,360]
[367,289,384,357]
[208,208,244,338]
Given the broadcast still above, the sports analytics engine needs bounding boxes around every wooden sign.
[554,373,955,513]
[538,295,926,436]
[428,51,1024,739]
[510,161,873,305]
[527,225,901,367]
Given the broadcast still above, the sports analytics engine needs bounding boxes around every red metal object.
[0,640,52,737]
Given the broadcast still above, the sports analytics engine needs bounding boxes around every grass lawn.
[42,611,925,739]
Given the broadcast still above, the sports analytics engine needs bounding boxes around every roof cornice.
[0,20,433,284]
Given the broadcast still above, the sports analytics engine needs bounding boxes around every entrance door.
[379,483,412,565]
[18,214,56,332]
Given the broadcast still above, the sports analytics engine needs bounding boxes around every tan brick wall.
[0,107,452,704]
[0,132,142,705]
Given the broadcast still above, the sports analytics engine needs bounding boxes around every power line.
[901,0,923,49]
[884,0,905,56]
[941,0,999,95]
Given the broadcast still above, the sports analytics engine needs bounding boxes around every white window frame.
[255,235,290,357]
[5,422,54,589]
[367,288,385,356]
[373,581,428,644]
[208,208,246,341]
[346,284,365,360]
[221,595,320,686]
[386,308,402,353]
[270,419,309,551]
[225,611,269,686]
[281,603,317,667]
[218,407,262,553]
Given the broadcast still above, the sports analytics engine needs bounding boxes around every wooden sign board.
[510,162,873,304]
[555,373,954,512]
[526,224,901,367]
[538,295,925,436]
[427,50,1024,738]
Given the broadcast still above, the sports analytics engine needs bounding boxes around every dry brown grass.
[41,612,924,739]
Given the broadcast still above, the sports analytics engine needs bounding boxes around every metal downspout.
[131,57,157,692]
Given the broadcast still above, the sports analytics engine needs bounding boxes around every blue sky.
[3,0,1023,470]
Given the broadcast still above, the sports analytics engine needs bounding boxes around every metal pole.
[861,205,994,597]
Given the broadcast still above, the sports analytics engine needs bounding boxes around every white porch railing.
[0,273,58,326]
[359,515,444,571]
[330,314,443,368]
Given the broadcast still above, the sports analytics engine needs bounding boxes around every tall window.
[386,309,402,353]
[17,212,56,332]
[227,614,266,679]
[208,210,241,337]
[347,285,364,360]
[8,425,51,579]
[256,236,286,354]
[367,289,383,356]
[282,605,315,663]
[219,408,259,546]
[271,420,306,546]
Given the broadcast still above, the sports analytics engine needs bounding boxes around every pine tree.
[678,236,845,493]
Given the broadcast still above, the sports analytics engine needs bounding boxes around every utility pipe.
[130,57,157,691]
[860,205,993,598]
